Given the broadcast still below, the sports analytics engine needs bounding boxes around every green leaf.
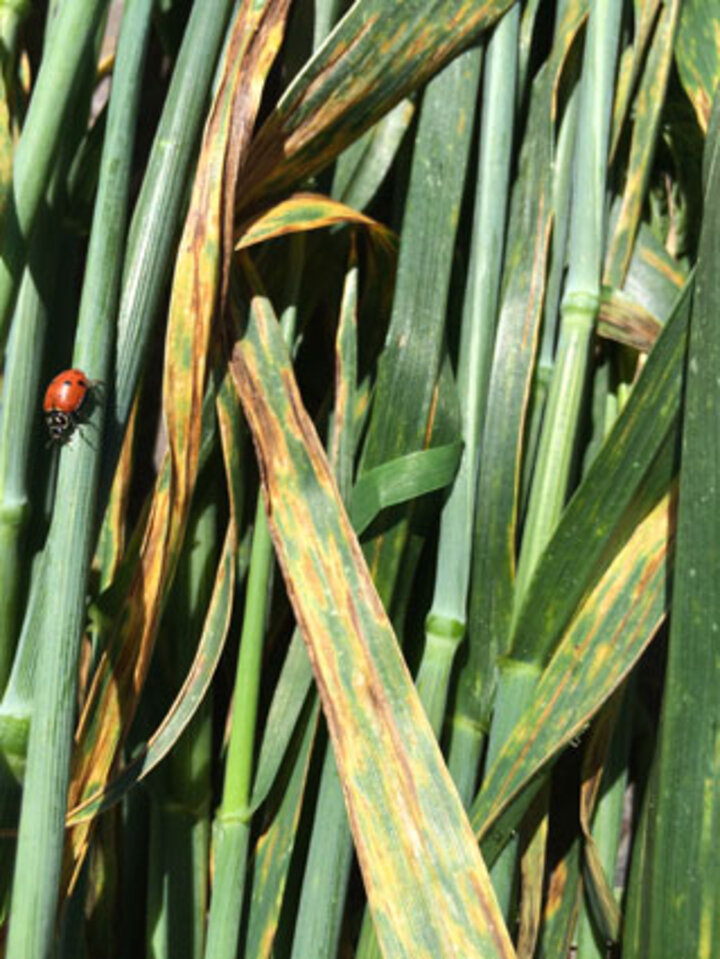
[3,3,154,955]
[448,55,554,786]
[516,0,623,598]
[0,0,108,346]
[629,79,720,959]
[349,441,463,536]
[358,44,479,632]
[249,632,314,812]
[427,1,519,766]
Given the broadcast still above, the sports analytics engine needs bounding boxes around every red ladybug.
[43,369,92,444]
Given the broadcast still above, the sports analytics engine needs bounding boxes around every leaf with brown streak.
[597,287,663,351]
[517,791,548,959]
[675,0,720,133]
[236,191,395,252]
[472,489,675,847]
[229,280,516,959]
[64,0,291,888]
[577,692,624,944]
[237,0,516,210]
[66,369,243,827]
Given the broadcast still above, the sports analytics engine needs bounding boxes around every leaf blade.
[231,291,516,959]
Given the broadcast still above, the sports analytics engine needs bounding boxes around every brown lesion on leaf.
[639,245,686,289]
[280,365,343,497]
[465,866,518,958]
[228,345,284,518]
[298,549,331,611]
[597,290,662,352]
[284,15,380,152]
[351,544,389,624]
[544,858,569,919]
[237,15,380,203]
[344,588,427,823]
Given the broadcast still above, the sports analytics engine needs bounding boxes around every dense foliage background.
[0,0,717,957]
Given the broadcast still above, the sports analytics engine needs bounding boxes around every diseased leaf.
[630,80,720,959]
[64,0,291,886]
[597,287,663,351]
[66,519,235,825]
[675,0,720,132]
[604,0,681,285]
[473,490,674,857]
[510,278,690,667]
[230,285,516,959]
[577,694,625,945]
[238,0,515,207]
[236,191,395,250]
[609,0,662,159]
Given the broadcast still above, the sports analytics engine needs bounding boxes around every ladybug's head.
[45,409,74,443]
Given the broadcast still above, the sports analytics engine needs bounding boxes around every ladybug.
[43,369,92,444]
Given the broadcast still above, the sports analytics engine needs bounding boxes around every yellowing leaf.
[230,277,516,959]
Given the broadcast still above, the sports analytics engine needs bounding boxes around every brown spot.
[545,859,568,917]
[282,368,336,493]
[297,18,378,109]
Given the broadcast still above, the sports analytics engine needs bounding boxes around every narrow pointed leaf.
[0,0,108,344]
[510,278,691,666]
[349,441,463,537]
[66,520,235,824]
[236,192,394,250]
[675,0,720,132]
[249,633,313,813]
[243,702,320,959]
[64,0,291,882]
[608,0,662,159]
[238,0,516,207]
[472,490,675,849]
[230,290,516,959]
[603,0,681,285]
[637,83,720,959]
[455,56,554,738]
